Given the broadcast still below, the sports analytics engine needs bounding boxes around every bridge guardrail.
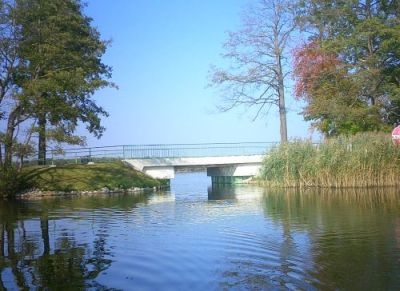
[44,142,276,164]
[122,142,275,158]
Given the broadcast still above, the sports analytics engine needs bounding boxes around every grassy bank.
[15,161,167,195]
[259,132,400,188]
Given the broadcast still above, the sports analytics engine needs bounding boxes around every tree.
[0,0,113,171]
[293,40,381,135]
[209,0,295,142]
[14,0,114,165]
[0,0,26,171]
[294,0,400,136]
[0,0,114,195]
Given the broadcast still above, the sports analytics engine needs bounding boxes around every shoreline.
[16,185,169,200]
[3,161,169,200]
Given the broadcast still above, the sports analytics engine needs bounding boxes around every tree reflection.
[41,216,50,255]
[0,201,29,290]
[37,238,87,289]
[261,188,400,290]
[0,193,149,290]
[209,185,308,290]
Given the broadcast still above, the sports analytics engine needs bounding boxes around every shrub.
[0,168,32,197]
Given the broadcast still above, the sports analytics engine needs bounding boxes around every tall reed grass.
[259,132,400,188]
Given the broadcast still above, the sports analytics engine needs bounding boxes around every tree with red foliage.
[293,0,400,137]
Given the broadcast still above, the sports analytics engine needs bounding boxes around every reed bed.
[259,132,400,188]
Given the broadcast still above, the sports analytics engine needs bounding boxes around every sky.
[83,0,318,147]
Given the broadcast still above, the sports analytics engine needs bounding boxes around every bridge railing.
[122,142,275,158]
[45,142,276,163]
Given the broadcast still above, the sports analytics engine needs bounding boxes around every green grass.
[259,132,400,188]
[20,161,167,193]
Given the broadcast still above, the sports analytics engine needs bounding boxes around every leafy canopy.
[293,0,400,136]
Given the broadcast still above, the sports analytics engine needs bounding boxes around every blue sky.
[83,0,317,147]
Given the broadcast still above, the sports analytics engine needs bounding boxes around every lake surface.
[1,172,400,290]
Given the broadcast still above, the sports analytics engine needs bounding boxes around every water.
[1,172,400,290]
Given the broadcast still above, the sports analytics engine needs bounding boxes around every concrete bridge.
[121,142,274,183]
[49,142,276,184]
[124,155,264,183]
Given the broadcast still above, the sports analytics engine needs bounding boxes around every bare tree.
[209,0,295,142]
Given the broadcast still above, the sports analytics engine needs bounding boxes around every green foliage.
[0,167,33,197]
[259,133,400,187]
[294,0,400,136]
[16,0,113,135]
[0,0,115,173]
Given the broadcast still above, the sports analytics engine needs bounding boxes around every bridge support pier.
[207,164,261,184]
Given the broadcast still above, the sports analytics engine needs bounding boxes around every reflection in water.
[208,185,314,290]
[1,176,400,290]
[0,193,149,290]
[262,188,400,290]
[208,184,236,200]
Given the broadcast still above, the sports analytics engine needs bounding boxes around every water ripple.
[3,173,399,290]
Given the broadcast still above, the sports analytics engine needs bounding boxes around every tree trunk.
[0,224,4,256]
[4,108,18,170]
[38,114,46,165]
[18,156,23,172]
[276,52,288,143]
[0,143,3,168]
[279,92,288,143]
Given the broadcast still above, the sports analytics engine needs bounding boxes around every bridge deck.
[124,155,264,180]
[124,155,264,172]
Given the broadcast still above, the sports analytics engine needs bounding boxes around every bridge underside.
[123,155,264,184]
